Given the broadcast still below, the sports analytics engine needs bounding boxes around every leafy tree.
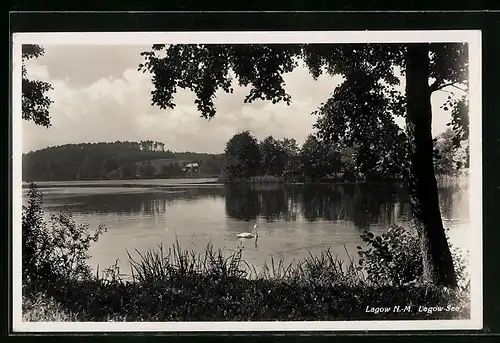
[433,128,457,175]
[442,95,469,149]
[199,154,225,176]
[106,169,123,179]
[312,67,409,181]
[160,164,183,178]
[224,131,261,181]
[82,156,106,179]
[301,134,342,181]
[22,45,53,127]
[324,144,342,180]
[438,94,470,172]
[23,182,105,288]
[279,138,300,158]
[103,158,119,173]
[139,42,469,287]
[259,136,286,176]
[453,139,470,171]
[433,127,469,174]
[339,146,358,181]
[138,161,156,178]
[278,138,301,179]
[300,135,324,181]
[119,163,137,179]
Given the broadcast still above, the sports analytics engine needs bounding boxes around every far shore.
[21,178,222,189]
[21,173,468,189]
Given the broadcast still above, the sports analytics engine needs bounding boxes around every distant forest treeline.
[22,141,225,181]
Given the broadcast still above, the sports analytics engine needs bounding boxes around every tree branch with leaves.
[22,44,53,128]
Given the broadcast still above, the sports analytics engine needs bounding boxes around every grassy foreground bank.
[22,183,470,322]
[23,242,470,322]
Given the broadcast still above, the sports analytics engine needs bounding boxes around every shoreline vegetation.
[22,173,469,189]
[219,173,469,185]
[22,181,470,322]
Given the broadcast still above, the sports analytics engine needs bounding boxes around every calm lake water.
[22,179,470,276]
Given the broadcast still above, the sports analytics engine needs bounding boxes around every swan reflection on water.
[238,235,259,249]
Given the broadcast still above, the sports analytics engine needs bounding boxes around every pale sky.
[21,45,459,154]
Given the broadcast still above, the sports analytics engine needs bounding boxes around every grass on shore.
[217,175,286,183]
[435,172,469,187]
[22,293,78,322]
[218,173,469,185]
[22,241,470,322]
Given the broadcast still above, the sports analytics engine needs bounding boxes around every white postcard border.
[11,30,483,332]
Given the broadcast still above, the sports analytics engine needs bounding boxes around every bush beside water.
[22,182,470,322]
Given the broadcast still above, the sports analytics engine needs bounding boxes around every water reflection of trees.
[43,182,461,230]
[297,183,410,228]
[224,183,413,229]
[437,184,468,220]
[48,187,226,216]
[224,184,260,221]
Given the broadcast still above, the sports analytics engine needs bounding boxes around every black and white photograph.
[12,31,482,332]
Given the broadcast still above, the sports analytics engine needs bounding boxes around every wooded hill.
[22,141,225,181]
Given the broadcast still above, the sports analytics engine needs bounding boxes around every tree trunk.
[405,44,457,288]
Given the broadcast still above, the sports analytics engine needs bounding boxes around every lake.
[21,179,471,276]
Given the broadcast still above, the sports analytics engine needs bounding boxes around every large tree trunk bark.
[405,44,457,288]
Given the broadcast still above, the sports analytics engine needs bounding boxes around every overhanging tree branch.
[449,84,469,93]
[430,80,469,94]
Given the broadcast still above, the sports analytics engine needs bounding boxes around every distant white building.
[182,162,199,173]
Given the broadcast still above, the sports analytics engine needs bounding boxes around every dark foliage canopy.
[22,44,53,127]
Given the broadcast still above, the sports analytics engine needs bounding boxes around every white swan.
[237,224,258,239]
